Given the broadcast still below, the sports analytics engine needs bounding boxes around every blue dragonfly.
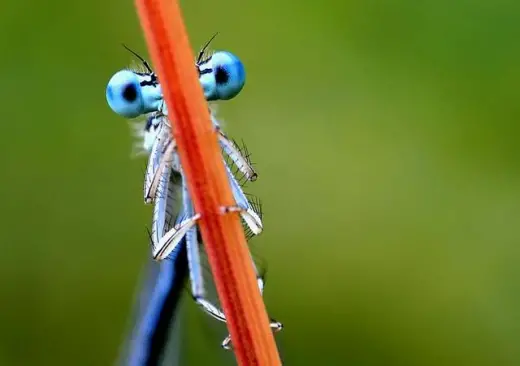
[106,38,282,358]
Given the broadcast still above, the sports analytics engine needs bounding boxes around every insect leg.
[152,213,201,261]
[217,129,258,182]
[212,115,258,182]
[223,164,263,235]
[221,205,263,236]
[145,139,176,204]
[144,117,175,203]
[180,175,206,299]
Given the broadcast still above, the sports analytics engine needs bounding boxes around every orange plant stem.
[134,0,282,365]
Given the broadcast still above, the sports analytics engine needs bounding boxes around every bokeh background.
[1,0,520,364]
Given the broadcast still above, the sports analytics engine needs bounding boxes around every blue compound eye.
[199,51,245,101]
[106,70,145,118]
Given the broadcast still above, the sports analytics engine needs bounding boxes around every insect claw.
[221,335,232,350]
[271,321,283,332]
[217,130,258,182]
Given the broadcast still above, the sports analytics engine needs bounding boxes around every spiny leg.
[143,118,173,204]
[224,165,264,236]
[211,113,257,182]
[145,139,176,204]
[221,205,263,236]
[217,129,258,182]
[152,214,201,261]
[150,153,180,246]
[143,129,164,204]
[181,176,206,299]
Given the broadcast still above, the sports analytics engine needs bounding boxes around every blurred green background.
[1,0,520,364]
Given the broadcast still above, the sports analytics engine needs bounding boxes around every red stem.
[134,0,282,365]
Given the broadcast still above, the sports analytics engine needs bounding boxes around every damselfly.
[106,37,282,350]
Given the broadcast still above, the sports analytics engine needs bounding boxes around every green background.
[1,0,520,364]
